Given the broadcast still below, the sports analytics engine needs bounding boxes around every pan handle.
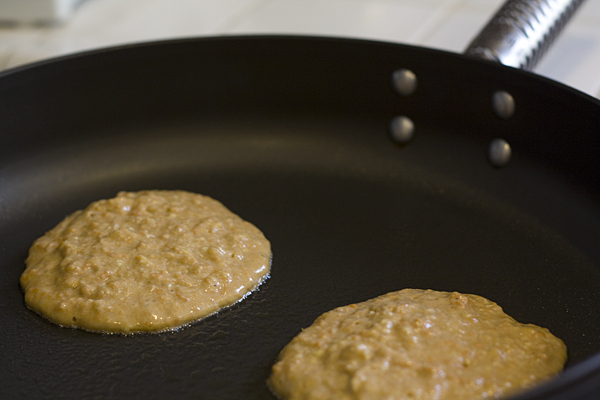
[464,0,587,70]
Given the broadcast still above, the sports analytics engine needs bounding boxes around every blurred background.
[0,0,599,98]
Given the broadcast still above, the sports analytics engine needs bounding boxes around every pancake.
[21,190,271,334]
[269,288,566,400]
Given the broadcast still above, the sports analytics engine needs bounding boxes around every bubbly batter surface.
[21,190,271,334]
[269,289,566,400]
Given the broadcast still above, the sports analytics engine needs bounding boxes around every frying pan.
[1,0,600,399]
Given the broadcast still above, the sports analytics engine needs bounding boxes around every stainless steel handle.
[464,0,587,70]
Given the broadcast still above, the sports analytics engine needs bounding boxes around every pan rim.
[1,33,599,106]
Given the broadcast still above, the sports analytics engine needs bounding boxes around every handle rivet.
[389,116,415,144]
[488,138,512,167]
[492,90,515,119]
[392,69,417,96]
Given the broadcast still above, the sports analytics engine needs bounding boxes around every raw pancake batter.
[21,190,271,334]
[269,289,566,400]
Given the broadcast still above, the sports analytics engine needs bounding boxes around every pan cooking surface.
[2,116,600,399]
[1,37,600,399]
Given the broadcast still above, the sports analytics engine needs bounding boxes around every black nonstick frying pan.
[1,1,600,399]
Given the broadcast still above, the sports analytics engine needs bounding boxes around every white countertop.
[1,0,599,98]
